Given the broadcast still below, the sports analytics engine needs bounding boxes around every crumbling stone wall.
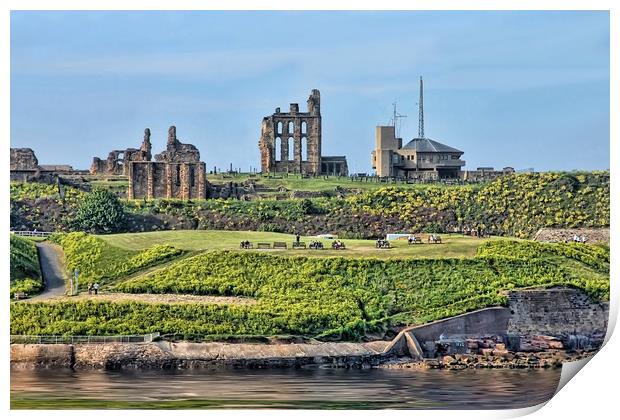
[259,89,348,175]
[155,126,200,163]
[128,161,207,200]
[128,126,207,200]
[10,148,39,171]
[90,128,152,175]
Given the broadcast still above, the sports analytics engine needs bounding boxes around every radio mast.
[418,76,425,139]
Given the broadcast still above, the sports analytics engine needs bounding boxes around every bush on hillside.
[71,188,126,233]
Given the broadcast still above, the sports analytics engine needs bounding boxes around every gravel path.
[31,242,67,300]
[34,292,257,305]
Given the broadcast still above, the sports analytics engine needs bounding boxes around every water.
[11,367,560,409]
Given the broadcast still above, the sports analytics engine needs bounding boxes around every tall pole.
[418,76,424,139]
[391,102,407,139]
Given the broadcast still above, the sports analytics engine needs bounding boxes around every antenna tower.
[418,76,425,139]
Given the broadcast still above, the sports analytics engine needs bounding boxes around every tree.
[72,189,126,233]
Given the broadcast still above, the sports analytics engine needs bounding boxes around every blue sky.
[11,11,609,173]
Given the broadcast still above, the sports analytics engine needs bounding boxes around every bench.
[292,242,306,249]
[408,237,422,245]
[257,242,271,249]
[428,236,442,244]
[273,241,288,249]
[13,292,28,300]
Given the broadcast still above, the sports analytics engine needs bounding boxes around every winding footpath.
[31,242,67,300]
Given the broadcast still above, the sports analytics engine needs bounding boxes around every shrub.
[71,188,126,233]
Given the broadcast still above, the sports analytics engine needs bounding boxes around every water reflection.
[11,367,560,409]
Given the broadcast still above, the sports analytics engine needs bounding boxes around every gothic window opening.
[275,137,282,161]
[288,137,294,161]
[301,137,307,161]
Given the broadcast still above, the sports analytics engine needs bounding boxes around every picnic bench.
[408,237,422,245]
[257,242,271,249]
[239,241,253,249]
[292,241,306,249]
[428,235,442,244]
[273,241,288,249]
[13,292,28,300]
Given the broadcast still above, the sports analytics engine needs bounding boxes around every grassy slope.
[10,234,609,338]
[10,235,43,297]
[98,230,500,259]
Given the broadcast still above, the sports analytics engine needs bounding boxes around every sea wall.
[407,307,511,343]
[11,340,391,370]
[10,288,609,370]
[507,288,609,337]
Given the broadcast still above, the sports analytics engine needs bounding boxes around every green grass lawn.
[207,173,470,192]
[97,230,502,259]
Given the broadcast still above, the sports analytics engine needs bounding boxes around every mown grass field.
[207,173,458,192]
[97,229,501,259]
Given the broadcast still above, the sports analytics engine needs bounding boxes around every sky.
[10,10,610,173]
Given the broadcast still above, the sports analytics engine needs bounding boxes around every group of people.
[309,240,324,250]
[239,240,253,249]
[571,234,588,243]
[87,282,100,295]
[375,239,391,248]
[331,240,346,250]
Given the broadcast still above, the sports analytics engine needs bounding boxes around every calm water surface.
[11,367,561,409]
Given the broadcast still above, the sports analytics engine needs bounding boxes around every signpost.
[73,268,80,295]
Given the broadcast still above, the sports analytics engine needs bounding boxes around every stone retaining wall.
[507,288,609,337]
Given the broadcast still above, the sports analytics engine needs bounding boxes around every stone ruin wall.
[128,161,207,200]
[90,128,153,176]
[259,93,322,175]
[10,148,39,171]
[259,89,349,176]
[127,126,207,200]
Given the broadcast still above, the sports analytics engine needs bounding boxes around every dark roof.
[321,156,347,161]
[401,138,463,154]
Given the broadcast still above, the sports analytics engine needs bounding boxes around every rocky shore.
[380,350,596,370]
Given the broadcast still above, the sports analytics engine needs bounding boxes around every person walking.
[296,234,300,244]
[93,282,100,295]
